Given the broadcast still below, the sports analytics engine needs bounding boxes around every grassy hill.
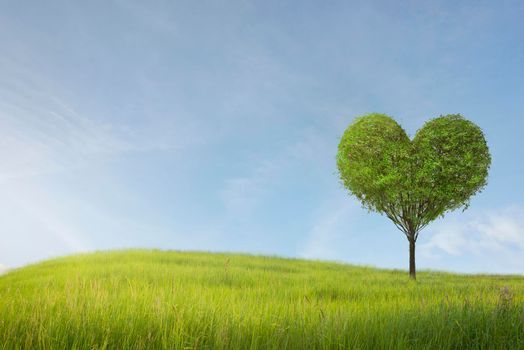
[0,250,522,349]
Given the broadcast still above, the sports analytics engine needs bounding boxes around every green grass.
[0,250,522,349]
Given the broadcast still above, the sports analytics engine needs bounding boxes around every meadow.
[0,250,522,349]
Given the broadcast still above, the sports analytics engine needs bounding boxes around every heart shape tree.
[337,113,491,279]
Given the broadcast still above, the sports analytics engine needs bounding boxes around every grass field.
[0,250,522,349]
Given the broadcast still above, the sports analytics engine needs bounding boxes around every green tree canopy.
[337,113,491,279]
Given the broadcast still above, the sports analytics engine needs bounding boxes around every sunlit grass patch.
[0,250,522,349]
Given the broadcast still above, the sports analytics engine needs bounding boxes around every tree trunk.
[409,238,416,280]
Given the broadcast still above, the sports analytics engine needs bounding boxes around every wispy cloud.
[0,182,93,266]
[0,38,208,184]
[0,0,522,274]
[419,207,524,273]
[298,198,360,260]
[0,112,128,181]
[421,207,524,256]
[220,127,332,218]
[0,56,133,183]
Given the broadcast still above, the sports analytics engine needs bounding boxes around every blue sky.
[1,0,523,274]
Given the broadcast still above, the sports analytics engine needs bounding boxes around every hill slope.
[0,250,522,349]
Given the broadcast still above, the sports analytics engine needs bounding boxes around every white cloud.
[0,264,9,275]
[419,207,524,272]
